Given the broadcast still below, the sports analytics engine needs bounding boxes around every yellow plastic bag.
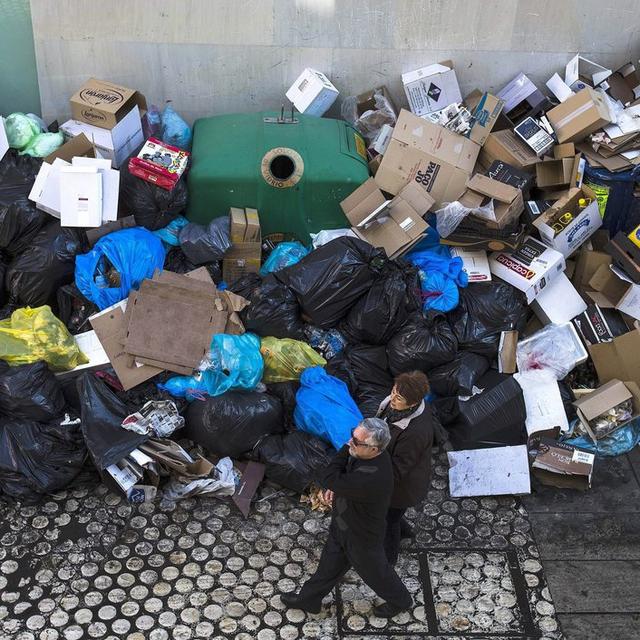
[260,337,326,384]
[0,306,88,371]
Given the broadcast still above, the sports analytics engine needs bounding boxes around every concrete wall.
[30,0,640,124]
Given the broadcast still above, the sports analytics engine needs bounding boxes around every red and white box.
[128,137,189,190]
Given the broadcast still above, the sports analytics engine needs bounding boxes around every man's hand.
[322,489,334,505]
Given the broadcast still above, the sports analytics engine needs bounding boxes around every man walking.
[281,418,412,618]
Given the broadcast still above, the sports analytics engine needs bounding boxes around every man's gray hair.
[360,417,391,450]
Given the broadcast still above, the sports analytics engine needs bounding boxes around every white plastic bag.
[309,228,356,248]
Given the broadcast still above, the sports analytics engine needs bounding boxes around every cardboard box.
[566,54,612,91]
[451,248,491,282]
[572,303,629,346]
[369,123,393,156]
[354,85,397,118]
[463,91,504,146]
[59,166,103,228]
[498,330,518,374]
[513,117,555,156]
[340,178,432,259]
[534,186,603,257]
[535,156,581,190]
[224,208,262,283]
[587,264,640,321]
[496,73,548,124]
[532,437,594,490]
[606,62,640,105]
[45,133,96,164]
[71,157,119,223]
[128,137,189,191]
[458,174,524,229]
[70,77,147,129]
[479,130,539,171]
[572,248,612,294]
[607,231,640,284]
[375,109,480,206]
[573,379,640,441]
[285,68,338,117]
[28,158,68,217]
[229,207,247,243]
[531,272,587,324]
[588,327,640,386]
[515,370,569,435]
[547,88,613,144]
[402,60,462,117]
[244,208,261,242]
[489,236,566,303]
[486,160,534,194]
[554,143,576,159]
[60,105,144,168]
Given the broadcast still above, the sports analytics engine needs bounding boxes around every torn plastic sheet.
[121,400,185,437]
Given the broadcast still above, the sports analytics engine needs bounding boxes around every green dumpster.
[187,111,370,241]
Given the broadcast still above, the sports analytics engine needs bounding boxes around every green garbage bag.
[5,113,41,150]
[19,132,64,158]
[260,337,326,384]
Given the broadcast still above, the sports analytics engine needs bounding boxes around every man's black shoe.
[280,593,322,614]
[373,602,409,618]
[399,517,415,540]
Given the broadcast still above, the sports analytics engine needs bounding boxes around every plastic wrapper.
[275,236,385,329]
[5,113,41,150]
[6,222,85,308]
[294,366,363,449]
[309,228,356,248]
[447,282,528,358]
[253,431,336,493]
[0,306,88,371]
[121,400,185,438]
[341,91,397,144]
[241,275,305,340]
[179,217,231,265]
[161,104,193,151]
[259,242,309,276]
[428,352,491,398]
[260,337,326,384]
[184,390,284,458]
[447,371,527,450]
[0,414,87,501]
[153,215,189,246]
[0,361,65,421]
[75,227,166,310]
[163,457,236,501]
[160,333,263,400]
[340,261,421,345]
[386,312,458,376]
[304,325,346,360]
[77,373,148,470]
[19,131,64,158]
[119,161,188,230]
[326,344,393,418]
[435,200,495,238]
[516,323,587,380]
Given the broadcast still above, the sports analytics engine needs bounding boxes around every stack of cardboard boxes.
[223,207,262,283]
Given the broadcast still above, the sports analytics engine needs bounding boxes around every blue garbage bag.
[159,333,263,400]
[75,228,166,310]
[406,225,451,259]
[161,104,192,151]
[260,242,309,276]
[294,366,363,449]
[153,216,189,246]
[418,270,461,312]
[563,417,640,457]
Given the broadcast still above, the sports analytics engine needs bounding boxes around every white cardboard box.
[514,370,569,435]
[72,157,119,222]
[60,166,103,227]
[451,248,492,282]
[531,272,587,325]
[0,117,8,162]
[60,105,143,167]
[286,68,339,117]
[402,62,462,116]
[28,157,70,217]
[489,236,566,303]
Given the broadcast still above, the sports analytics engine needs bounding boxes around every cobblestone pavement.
[0,451,562,640]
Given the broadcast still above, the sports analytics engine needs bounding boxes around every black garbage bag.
[327,345,393,418]
[266,381,300,431]
[0,200,48,259]
[253,431,335,493]
[387,312,458,376]
[241,275,305,340]
[163,245,222,282]
[340,261,421,345]
[428,352,491,398]
[433,396,459,426]
[446,371,527,450]
[0,261,6,309]
[447,282,528,358]
[5,221,85,308]
[179,217,231,265]
[275,236,385,328]
[0,414,87,502]
[77,373,148,470]
[184,391,284,458]
[119,162,188,230]
[57,284,99,335]
[228,272,263,300]
[0,361,66,421]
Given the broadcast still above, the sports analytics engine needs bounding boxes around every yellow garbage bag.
[0,306,88,371]
[260,337,326,384]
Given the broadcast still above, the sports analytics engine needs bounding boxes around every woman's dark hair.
[394,371,430,406]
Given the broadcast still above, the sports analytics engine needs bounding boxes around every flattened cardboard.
[70,77,147,129]
[532,438,594,490]
[231,461,265,518]
[588,328,640,386]
[464,90,504,146]
[479,130,539,171]
[547,88,613,144]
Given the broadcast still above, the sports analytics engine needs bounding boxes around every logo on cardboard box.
[415,161,440,191]
[79,86,125,106]
[496,254,535,280]
[566,217,592,244]
[80,108,108,124]
[427,83,442,102]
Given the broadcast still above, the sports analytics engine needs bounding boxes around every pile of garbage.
[1,56,640,507]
